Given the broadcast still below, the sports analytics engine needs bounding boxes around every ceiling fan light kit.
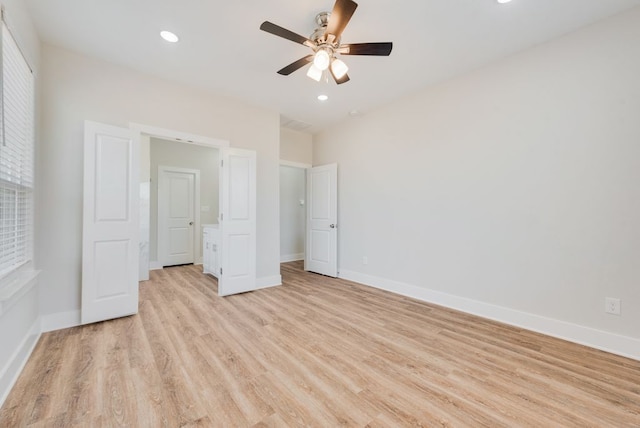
[330,58,348,79]
[259,0,392,85]
[307,64,323,82]
[313,49,331,70]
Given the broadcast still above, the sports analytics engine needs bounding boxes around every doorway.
[148,138,219,269]
[135,123,258,297]
[136,124,228,282]
[279,164,307,263]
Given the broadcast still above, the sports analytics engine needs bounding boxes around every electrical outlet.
[605,297,621,316]
[362,256,368,265]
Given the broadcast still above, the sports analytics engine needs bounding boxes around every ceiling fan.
[259,0,392,85]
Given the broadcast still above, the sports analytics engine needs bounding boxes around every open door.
[305,163,338,277]
[218,148,257,296]
[82,121,139,324]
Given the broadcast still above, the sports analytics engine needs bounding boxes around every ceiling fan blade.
[260,21,314,47]
[340,42,393,56]
[330,67,350,85]
[325,0,358,41]
[277,55,314,76]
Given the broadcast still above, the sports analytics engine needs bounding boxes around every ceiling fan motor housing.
[311,12,340,47]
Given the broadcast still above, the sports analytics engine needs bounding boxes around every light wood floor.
[1,261,639,427]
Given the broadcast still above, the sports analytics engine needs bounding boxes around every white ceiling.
[25,0,640,133]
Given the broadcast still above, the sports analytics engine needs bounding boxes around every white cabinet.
[202,224,220,278]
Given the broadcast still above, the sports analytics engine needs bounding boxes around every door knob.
[189,221,194,226]
[329,224,336,229]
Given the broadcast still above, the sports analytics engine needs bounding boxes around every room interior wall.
[149,137,219,263]
[280,127,313,165]
[313,8,640,358]
[37,44,281,329]
[0,0,42,407]
[279,166,306,262]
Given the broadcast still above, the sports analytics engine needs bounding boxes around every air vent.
[281,117,313,131]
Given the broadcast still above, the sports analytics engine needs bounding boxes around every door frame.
[157,165,201,267]
[130,123,230,280]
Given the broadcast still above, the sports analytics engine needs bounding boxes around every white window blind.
[0,20,34,279]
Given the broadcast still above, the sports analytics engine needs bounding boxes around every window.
[0,20,35,281]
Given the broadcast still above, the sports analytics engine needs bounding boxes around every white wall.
[149,137,219,262]
[37,44,281,326]
[314,8,640,358]
[0,0,42,407]
[280,166,306,262]
[280,127,313,165]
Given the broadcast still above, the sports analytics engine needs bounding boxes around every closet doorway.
[279,161,310,263]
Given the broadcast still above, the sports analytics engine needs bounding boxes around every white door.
[158,167,198,266]
[82,121,139,324]
[305,164,338,277]
[218,148,257,296]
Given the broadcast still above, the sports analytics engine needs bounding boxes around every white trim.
[256,275,282,290]
[0,260,28,283]
[280,253,304,263]
[130,123,230,148]
[41,310,81,333]
[157,166,201,268]
[0,270,39,317]
[339,269,640,362]
[280,160,311,169]
[138,133,151,282]
[0,318,40,408]
[139,179,150,281]
[149,261,163,270]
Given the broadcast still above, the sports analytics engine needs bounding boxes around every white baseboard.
[41,310,81,333]
[256,275,282,290]
[0,318,41,408]
[280,253,304,263]
[339,269,640,361]
[149,261,163,270]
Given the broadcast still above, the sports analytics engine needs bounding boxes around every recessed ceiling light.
[497,0,512,3]
[317,94,328,101]
[160,30,179,43]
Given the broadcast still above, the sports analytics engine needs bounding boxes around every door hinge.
[220,213,223,221]
[221,160,224,167]
[220,268,223,275]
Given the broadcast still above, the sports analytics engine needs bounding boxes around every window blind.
[0,20,34,279]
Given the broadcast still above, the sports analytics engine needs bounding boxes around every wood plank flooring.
[1,261,639,426]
